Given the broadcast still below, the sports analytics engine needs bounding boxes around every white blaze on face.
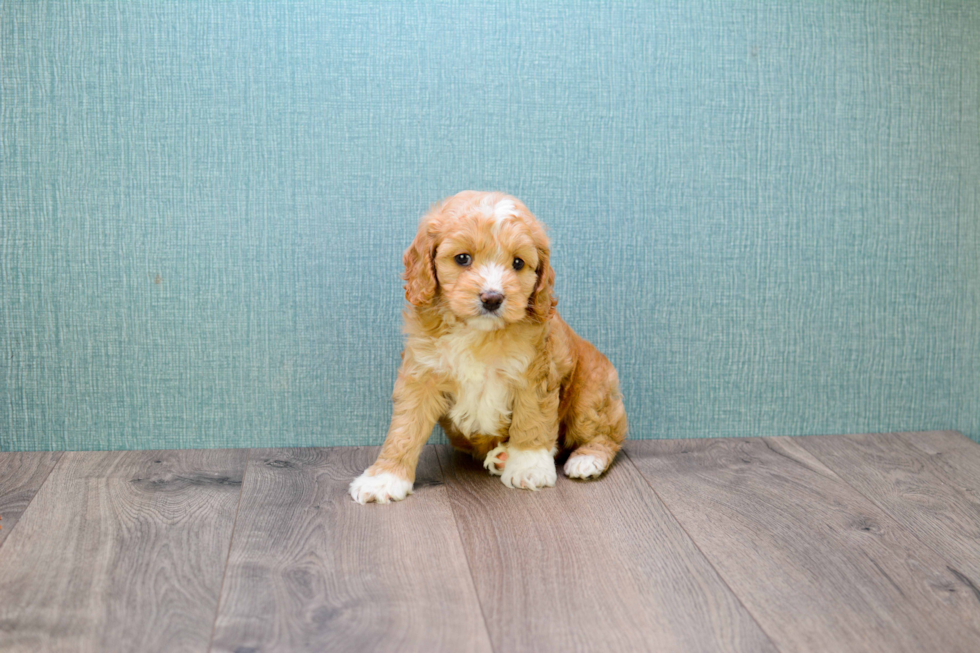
[477,196,495,218]
[493,198,516,220]
[478,262,507,295]
[492,198,517,235]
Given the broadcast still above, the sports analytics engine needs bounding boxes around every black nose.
[480,291,504,312]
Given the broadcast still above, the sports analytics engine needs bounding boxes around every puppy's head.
[403,191,556,329]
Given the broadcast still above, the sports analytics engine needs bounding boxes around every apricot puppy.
[350,191,627,503]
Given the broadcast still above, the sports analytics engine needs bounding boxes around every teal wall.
[2,1,978,451]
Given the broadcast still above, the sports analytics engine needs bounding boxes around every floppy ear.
[528,234,558,322]
[402,213,439,306]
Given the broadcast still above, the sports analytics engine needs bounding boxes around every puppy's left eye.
[512,257,525,271]
[454,253,472,266]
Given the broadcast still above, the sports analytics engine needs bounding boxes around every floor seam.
[433,444,498,653]
[621,445,784,653]
[206,448,251,653]
[792,435,980,618]
[0,451,65,555]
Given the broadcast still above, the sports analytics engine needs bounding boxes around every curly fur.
[350,191,627,503]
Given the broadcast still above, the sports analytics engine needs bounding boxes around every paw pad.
[483,444,509,476]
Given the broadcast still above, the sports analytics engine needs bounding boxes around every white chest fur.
[416,325,534,437]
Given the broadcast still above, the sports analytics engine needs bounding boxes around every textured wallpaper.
[1,1,978,451]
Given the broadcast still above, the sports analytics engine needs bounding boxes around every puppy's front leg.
[349,371,446,504]
[497,377,560,491]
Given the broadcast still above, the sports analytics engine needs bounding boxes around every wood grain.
[0,452,62,548]
[209,446,492,653]
[0,449,247,653]
[626,437,980,653]
[437,446,778,653]
[892,431,980,496]
[798,432,980,582]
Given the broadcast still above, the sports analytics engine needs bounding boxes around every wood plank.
[893,431,980,497]
[798,432,980,581]
[209,446,492,653]
[437,446,778,653]
[0,452,62,548]
[0,449,247,653]
[626,437,980,653]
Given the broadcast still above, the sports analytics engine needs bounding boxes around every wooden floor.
[0,431,978,652]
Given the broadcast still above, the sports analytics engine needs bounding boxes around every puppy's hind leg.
[564,436,620,479]
[562,388,627,480]
[439,418,507,475]
[440,417,475,456]
[483,442,509,476]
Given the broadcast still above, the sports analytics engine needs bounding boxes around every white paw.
[500,447,557,491]
[483,444,508,476]
[349,471,413,504]
[564,454,607,479]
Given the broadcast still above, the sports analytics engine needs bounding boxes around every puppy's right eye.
[454,253,472,266]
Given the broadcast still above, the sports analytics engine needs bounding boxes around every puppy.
[350,191,627,504]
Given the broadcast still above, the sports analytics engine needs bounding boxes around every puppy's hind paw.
[483,444,509,476]
[563,454,608,480]
[349,470,413,504]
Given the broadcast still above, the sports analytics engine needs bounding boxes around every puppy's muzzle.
[480,290,504,313]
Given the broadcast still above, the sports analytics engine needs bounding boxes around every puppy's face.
[403,192,556,328]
